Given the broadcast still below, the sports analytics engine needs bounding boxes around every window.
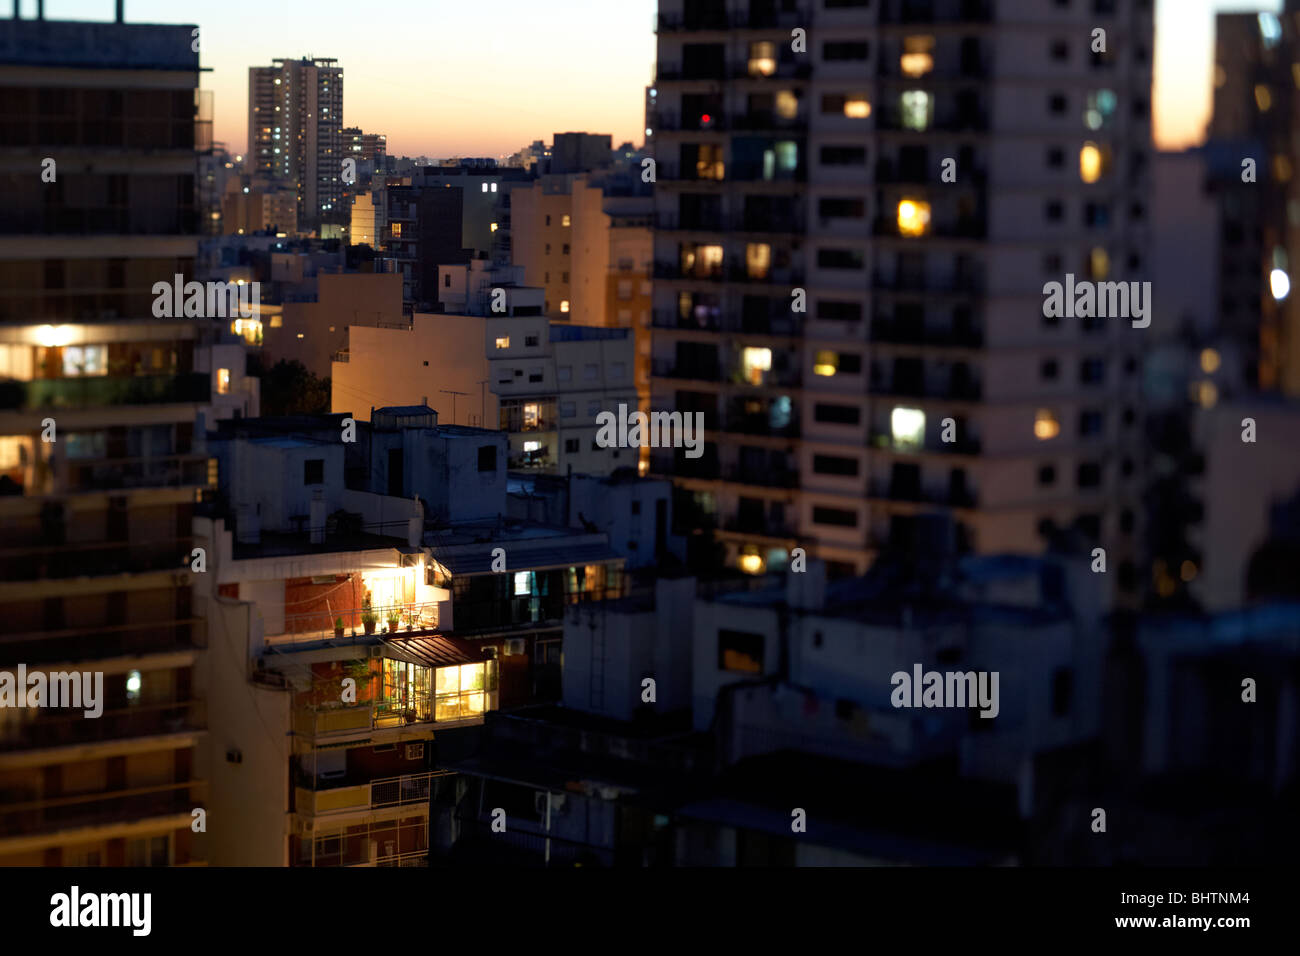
[560,401,576,417]
[1052,668,1073,717]
[814,402,860,425]
[477,445,497,472]
[820,145,867,165]
[1049,93,1067,114]
[1047,146,1065,168]
[391,222,402,237]
[1077,462,1102,488]
[748,40,777,77]
[61,345,106,377]
[528,367,543,383]
[587,400,601,416]
[896,198,931,236]
[1034,409,1061,440]
[1050,39,1069,61]
[495,336,510,349]
[814,350,861,376]
[217,368,231,395]
[1079,142,1106,183]
[818,248,865,269]
[1045,200,1064,222]
[562,244,570,255]
[545,215,551,226]
[718,629,764,673]
[819,198,865,219]
[557,364,572,382]
[817,299,863,321]
[565,438,579,453]
[890,406,925,450]
[900,90,932,130]
[1038,464,1057,486]
[126,669,142,702]
[481,183,488,192]
[561,215,571,227]
[812,506,858,527]
[1040,359,1059,380]
[560,300,570,313]
[525,334,539,347]
[545,244,551,255]
[583,364,598,381]
[1079,409,1104,436]
[444,274,451,288]
[1080,357,1105,384]
[814,454,859,476]
[304,459,324,485]
[825,40,869,61]
[900,35,934,76]
[611,362,627,380]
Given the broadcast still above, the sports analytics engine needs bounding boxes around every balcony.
[0,536,193,581]
[872,271,984,294]
[295,769,453,819]
[873,106,990,133]
[724,465,799,488]
[55,453,210,494]
[718,411,800,438]
[0,780,205,840]
[875,161,988,186]
[730,111,808,132]
[872,215,987,240]
[877,0,994,23]
[266,601,442,649]
[0,373,210,412]
[0,699,206,753]
[870,318,984,347]
[721,516,798,538]
[0,618,206,667]
[869,429,982,456]
[653,262,805,286]
[652,358,721,382]
[868,479,977,507]
[868,378,983,401]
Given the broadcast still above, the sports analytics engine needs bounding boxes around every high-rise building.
[650,0,1153,585]
[0,10,256,867]
[248,57,344,234]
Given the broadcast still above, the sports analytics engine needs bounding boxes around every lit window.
[814,350,839,377]
[491,182,498,192]
[126,670,142,703]
[495,336,510,349]
[890,406,925,450]
[523,440,541,453]
[746,243,772,280]
[1271,268,1291,300]
[844,96,871,118]
[296,333,305,339]
[560,300,570,313]
[490,222,499,232]
[482,183,488,192]
[523,402,540,429]
[217,368,231,395]
[900,90,932,131]
[1196,381,1219,408]
[391,222,401,237]
[748,40,777,77]
[775,90,800,119]
[1200,349,1221,374]
[742,347,772,385]
[896,198,931,237]
[1255,84,1273,111]
[739,552,765,575]
[61,345,106,377]
[1088,247,1109,280]
[1079,142,1106,183]
[1034,409,1061,440]
[561,215,571,227]
[900,36,935,77]
[514,571,532,596]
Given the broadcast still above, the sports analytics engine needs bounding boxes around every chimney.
[115,0,124,23]
[36,0,43,19]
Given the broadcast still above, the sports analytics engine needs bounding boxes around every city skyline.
[34,0,1281,157]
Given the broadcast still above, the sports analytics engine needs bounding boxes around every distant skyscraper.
[248,57,344,233]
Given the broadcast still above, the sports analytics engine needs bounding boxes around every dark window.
[525,335,539,347]
[1077,462,1102,488]
[820,145,867,166]
[303,459,324,485]
[1080,357,1105,384]
[817,300,862,322]
[1079,409,1104,435]
[443,274,451,288]
[813,454,859,476]
[1040,359,1059,380]
[1047,147,1065,168]
[1045,200,1064,222]
[1038,464,1057,486]
[1048,93,1067,114]
[1051,668,1073,717]
[477,445,497,472]
[814,402,860,425]
[565,438,579,453]
[819,197,865,219]
[812,506,858,527]
[824,41,869,61]
[1050,40,1069,61]
[718,629,764,673]
[818,248,864,270]
[837,353,863,374]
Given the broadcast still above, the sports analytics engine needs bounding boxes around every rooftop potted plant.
[361,597,377,636]
[334,616,344,640]
[386,611,399,634]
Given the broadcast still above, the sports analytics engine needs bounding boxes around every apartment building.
[195,408,627,864]
[650,0,1153,585]
[248,57,344,234]
[0,11,255,867]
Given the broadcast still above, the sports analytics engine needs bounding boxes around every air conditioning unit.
[405,743,424,760]
[503,638,526,657]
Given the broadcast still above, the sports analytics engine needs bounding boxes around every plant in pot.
[386,612,399,634]
[333,616,344,640]
[361,597,377,636]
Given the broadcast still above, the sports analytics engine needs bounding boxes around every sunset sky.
[35,0,1285,157]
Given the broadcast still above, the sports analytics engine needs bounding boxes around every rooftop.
[548,325,630,343]
[0,18,200,71]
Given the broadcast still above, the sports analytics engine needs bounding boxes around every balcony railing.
[55,453,210,494]
[877,0,994,23]
[0,618,206,667]
[870,319,984,347]
[869,430,982,456]
[718,413,800,438]
[653,262,805,286]
[724,465,799,488]
[0,780,205,839]
[868,379,983,401]
[267,601,442,648]
[0,699,206,753]
[0,536,193,581]
[295,769,454,818]
[872,216,988,239]
[654,212,807,234]
[872,271,984,294]
[0,373,210,411]
[651,358,721,382]
[867,479,978,508]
